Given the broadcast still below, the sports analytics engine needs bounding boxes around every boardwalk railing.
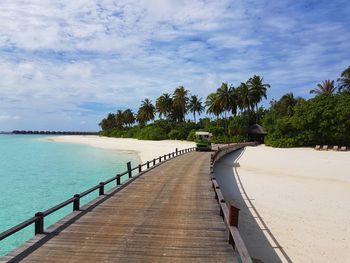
[210,143,257,263]
[0,146,196,243]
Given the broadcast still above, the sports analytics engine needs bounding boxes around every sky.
[0,0,349,131]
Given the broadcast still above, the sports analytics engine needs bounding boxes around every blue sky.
[0,0,349,131]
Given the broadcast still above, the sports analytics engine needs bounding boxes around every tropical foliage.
[188,95,204,123]
[310,80,336,95]
[100,66,350,147]
[263,94,350,147]
[100,74,269,142]
[338,66,350,93]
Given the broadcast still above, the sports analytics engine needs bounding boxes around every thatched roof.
[247,124,267,135]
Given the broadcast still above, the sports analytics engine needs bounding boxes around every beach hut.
[247,124,267,144]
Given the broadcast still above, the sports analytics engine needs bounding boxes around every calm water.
[0,135,139,256]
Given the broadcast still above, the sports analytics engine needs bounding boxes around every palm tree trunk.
[224,111,227,134]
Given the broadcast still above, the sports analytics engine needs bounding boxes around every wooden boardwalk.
[3,152,237,262]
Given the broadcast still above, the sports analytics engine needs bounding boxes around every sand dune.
[236,145,350,262]
[48,135,195,163]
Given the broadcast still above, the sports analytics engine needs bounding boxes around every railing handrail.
[211,142,257,166]
[210,142,255,263]
[0,146,196,243]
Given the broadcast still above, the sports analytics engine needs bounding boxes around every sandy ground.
[48,135,195,163]
[234,145,350,262]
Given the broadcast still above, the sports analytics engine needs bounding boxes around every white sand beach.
[236,145,350,262]
[48,135,195,163]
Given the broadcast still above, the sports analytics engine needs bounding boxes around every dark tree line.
[263,66,350,147]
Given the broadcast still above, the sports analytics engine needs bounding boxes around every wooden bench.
[333,145,339,151]
[315,145,321,150]
[322,145,329,151]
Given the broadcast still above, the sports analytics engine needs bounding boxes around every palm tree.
[280,93,297,116]
[137,98,155,125]
[172,86,189,122]
[310,80,336,95]
[216,83,236,131]
[99,113,116,130]
[115,110,124,129]
[338,66,350,93]
[205,93,221,120]
[236,82,253,113]
[188,95,204,123]
[122,109,135,127]
[246,75,270,111]
[155,93,173,119]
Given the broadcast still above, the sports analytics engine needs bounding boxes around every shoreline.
[234,145,350,262]
[47,135,196,163]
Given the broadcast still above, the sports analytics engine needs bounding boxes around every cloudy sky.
[0,0,349,131]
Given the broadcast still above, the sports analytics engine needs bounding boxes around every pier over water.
[1,146,253,262]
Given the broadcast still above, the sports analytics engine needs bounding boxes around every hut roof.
[247,124,267,135]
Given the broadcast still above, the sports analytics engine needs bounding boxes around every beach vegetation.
[263,92,350,147]
[188,95,204,123]
[99,76,269,143]
[136,98,155,126]
[338,66,350,93]
[100,68,349,146]
[155,93,173,120]
[171,86,190,122]
[309,80,337,95]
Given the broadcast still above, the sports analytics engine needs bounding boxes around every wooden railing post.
[138,164,142,173]
[73,194,80,211]
[164,154,166,160]
[116,175,121,186]
[127,162,132,178]
[153,158,156,165]
[229,204,240,227]
[99,182,105,195]
[159,156,161,162]
[34,212,44,235]
[147,161,150,168]
[176,148,178,155]
[228,203,240,245]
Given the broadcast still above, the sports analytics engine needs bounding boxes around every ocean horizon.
[0,134,139,256]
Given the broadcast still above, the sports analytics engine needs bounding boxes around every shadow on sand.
[214,148,292,263]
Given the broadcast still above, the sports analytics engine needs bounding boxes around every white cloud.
[0,0,349,130]
[0,114,20,121]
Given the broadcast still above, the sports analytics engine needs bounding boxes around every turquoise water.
[0,135,140,256]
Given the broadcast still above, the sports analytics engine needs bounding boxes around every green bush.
[263,94,350,147]
[211,135,231,144]
[137,126,167,140]
[124,127,141,138]
[168,129,181,140]
[230,135,248,143]
[228,115,249,136]
[186,130,198,141]
[204,126,225,137]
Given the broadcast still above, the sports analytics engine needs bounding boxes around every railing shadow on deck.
[0,147,196,261]
[210,142,256,263]
[212,145,292,263]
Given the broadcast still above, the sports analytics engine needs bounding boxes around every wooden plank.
[216,187,253,263]
[2,152,238,263]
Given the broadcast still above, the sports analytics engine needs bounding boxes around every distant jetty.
[11,130,99,135]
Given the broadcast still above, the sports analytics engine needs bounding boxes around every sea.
[0,134,140,257]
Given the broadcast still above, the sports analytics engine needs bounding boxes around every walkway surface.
[3,152,236,262]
